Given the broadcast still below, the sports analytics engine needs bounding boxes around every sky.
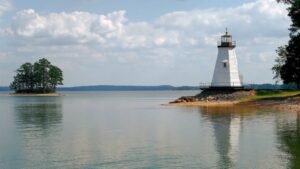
[0,0,291,86]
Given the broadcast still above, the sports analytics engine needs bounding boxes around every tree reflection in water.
[200,106,300,169]
[14,97,63,135]
[277,113,300,169]
[13,97,63,167]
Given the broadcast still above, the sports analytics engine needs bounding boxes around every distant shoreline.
[0,84,292,92]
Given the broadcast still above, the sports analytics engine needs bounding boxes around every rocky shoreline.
[168,89,300,113]
[170,89,255,103]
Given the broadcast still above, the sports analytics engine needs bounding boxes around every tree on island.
[10,58,63,93]
[273,0,300,89]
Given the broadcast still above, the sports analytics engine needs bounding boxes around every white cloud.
[7,0,288,49]
[0,0,291,85]
[11,9,127,46]
[258,52,275,62]
[0,0,11,16]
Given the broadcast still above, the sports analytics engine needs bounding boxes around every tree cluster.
[273,0,300,89]
[10,58,63,93]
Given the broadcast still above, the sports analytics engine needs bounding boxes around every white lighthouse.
[210,29,243,89]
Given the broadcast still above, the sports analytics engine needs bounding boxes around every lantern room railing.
[217,41,236,47]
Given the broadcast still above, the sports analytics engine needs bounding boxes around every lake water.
[0,91,299,169]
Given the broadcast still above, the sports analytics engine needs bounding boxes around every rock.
[171,90,257,103]
[177,96,197,102]
[194,89,256,101]
[170,95,200,103]
[170,99,181,103]
[207,96,215,101]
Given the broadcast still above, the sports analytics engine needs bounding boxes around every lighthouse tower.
[211,29,243,89]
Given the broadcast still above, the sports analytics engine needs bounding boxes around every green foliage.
[277,0,295,4]
[256,90,283,96]
[10,58,63,93]
[288,0,300,35]
[273,0,300,89]
[237,90,300,102]
[272,46,288,83]
[287,82,300,90]
[280,35,300,85]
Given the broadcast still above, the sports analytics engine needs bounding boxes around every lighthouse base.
[200,86,244,91]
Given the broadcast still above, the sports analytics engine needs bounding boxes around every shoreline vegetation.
[165,90,300,113]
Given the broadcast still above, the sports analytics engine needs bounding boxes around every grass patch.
[238,90,300,102]
[256,90,283,96]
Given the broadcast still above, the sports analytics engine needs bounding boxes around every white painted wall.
[211,47,242,87]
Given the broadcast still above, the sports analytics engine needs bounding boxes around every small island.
[9,58,63,96]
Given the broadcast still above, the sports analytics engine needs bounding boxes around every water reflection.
[199,106,256,169]
[14,97,63,131]
[2,92,300,169]
[277,113,300,169]
[200,106,257,115]
[199,106,300,169]
[13,97,63,167]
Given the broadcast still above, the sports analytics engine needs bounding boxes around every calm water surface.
[0,91,300,169]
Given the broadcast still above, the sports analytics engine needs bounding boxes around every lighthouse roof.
[222,29,232,37]
[218,29,236,48]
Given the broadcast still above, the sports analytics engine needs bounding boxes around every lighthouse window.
[223,62,227,68]
[222,37,232,43]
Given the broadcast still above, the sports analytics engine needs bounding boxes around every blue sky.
[0,0,290,86]
[12,0,254,20]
